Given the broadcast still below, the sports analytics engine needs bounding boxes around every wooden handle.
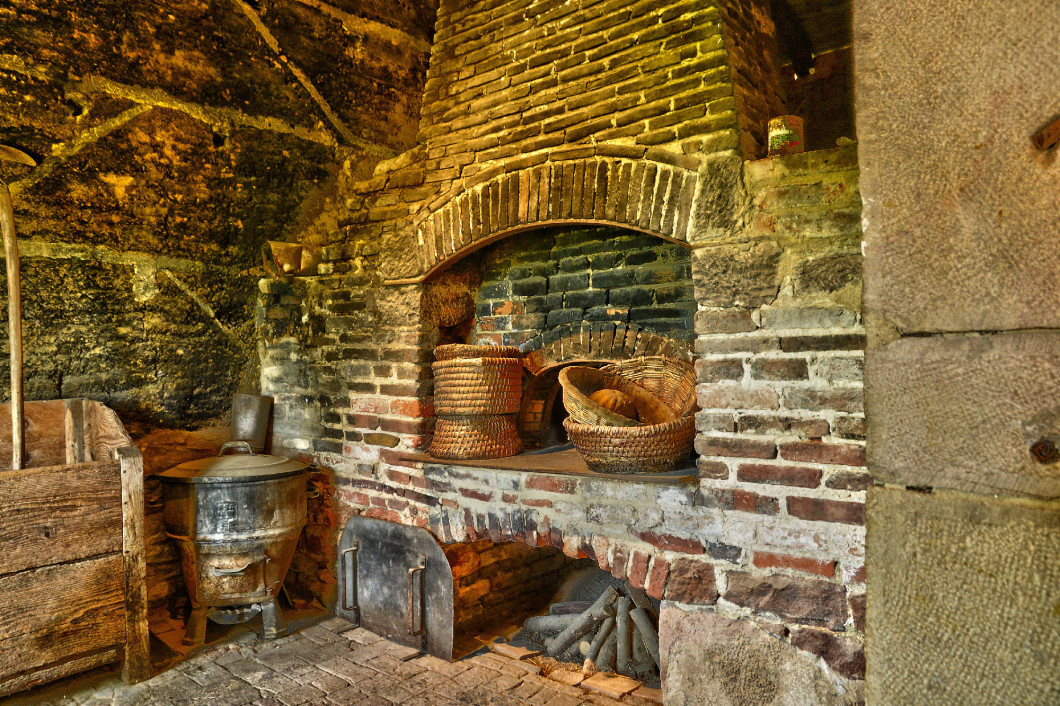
[0,184,23,470]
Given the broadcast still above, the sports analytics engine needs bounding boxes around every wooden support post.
[0,184,23,471]
[117,445,149,684]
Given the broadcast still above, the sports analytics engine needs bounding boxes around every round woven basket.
[430,415,523,459]
[600,356,697,417]
[433,357,523,415]
[563,415,695,474]
[558,366,676,427]
[433,344,522,361]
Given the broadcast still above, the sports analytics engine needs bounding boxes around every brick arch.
[403,146,701,283]
[520,322,694,374]
[426,505,683,603]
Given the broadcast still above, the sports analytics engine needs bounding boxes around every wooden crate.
[0,399,148,697]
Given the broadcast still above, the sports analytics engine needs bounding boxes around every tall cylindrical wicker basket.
[429,344,524,459]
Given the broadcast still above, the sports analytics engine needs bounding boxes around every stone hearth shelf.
[400,447,697,485]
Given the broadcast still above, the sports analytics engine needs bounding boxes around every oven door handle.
[407,557,426,636]
[341,540,360,621]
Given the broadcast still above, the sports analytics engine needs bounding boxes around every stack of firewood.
[522,585,660,680]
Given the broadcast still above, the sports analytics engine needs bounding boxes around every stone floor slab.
[2,614,659,706]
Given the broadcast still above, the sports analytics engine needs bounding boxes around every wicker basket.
[430,415,523,459]
[433,344,522,361]
[563,415,695,474]
[558,366,676,427]
[433,357,523,415]
[600,356,697,417]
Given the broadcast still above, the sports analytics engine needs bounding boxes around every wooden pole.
[0,183,23,470]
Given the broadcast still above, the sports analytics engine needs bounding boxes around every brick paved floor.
[4,616,662,706]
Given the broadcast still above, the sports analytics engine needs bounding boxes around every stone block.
[855,0,1060,333]
[692,241,782,307]
[694,309,756,334]
[723,572,848,630]
[866,331,1060,497]
[664,558,718,604]
[659,607,862,706]
[790,628,865,680]
[866,486,1060,704]
[794,253,861,296]
[759,308,857,331]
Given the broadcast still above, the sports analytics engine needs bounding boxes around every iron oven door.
[336,516,453,660]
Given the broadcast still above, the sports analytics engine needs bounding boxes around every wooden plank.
[0,646,121,698]
[0,461,122,575]
[63,398,87,464]
[85,401,134,462]
[0,400,66,471]
[116,445,150,684]
[400,449,697,485]
[0,554,125,683]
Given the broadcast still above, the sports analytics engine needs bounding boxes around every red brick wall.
[256,0,864,681]
[258,144,865,681]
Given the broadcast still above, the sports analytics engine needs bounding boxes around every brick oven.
[259,0,867,699]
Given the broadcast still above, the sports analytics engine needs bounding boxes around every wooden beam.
[117,445,149,684]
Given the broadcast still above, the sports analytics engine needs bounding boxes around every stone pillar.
[853,1,1060,702]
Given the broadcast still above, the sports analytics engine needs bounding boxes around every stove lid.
[160,441,307,483]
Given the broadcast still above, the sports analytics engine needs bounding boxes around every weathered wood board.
[0,400,67,471]
[0,461,122,576]
[0,399,149,694]
[116,445,150,683]
[0,647,121,698]
[0,554,126,695]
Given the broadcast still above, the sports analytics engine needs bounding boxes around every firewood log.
[545,586,618,658]
[550,601,593,616]
[581,616,614,673]
[631,622,654,678]
[596,628,618,672]
[629,606,660,668]
[625,585,657,621]
[614,596,634,676]
[525,613,579,644]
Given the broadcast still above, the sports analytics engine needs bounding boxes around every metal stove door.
[336,516,453,660]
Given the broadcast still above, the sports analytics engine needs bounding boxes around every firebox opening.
[445,539,591,659]
[491,559,664,689]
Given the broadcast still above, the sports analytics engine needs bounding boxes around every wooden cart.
[0,398,149,696]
